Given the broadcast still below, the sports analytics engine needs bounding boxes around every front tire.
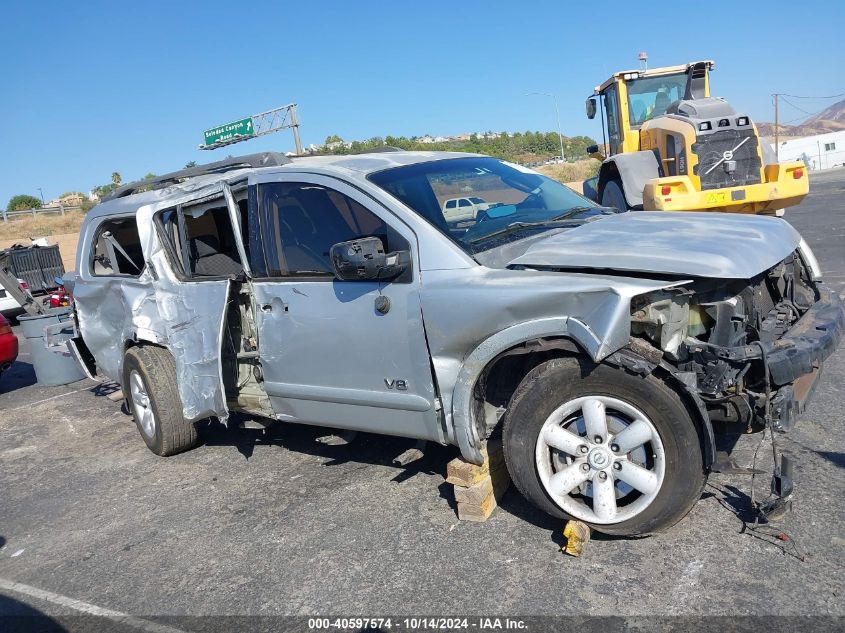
[123,345,198,456]
[503,356,705,536]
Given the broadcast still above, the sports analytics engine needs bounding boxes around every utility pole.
[526,92,565,161]
[37,188,45,204]
[773,93,780,161]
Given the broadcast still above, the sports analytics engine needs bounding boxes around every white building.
[768,130,845,171]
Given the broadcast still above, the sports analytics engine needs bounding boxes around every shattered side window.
[91,216,144,277]
[155,196,245,279]
[157,209,185,272]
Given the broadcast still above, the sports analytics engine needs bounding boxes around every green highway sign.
[203,117,255,146]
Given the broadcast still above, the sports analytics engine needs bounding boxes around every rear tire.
[122,345,198,456]
[503,356,706,536]
[600,179,629,211]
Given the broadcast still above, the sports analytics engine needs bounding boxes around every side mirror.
[586,144,598,154]
[329,236,408,282]
[586,97,597,120]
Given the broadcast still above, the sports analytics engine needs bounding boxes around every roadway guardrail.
[1,205,83,223]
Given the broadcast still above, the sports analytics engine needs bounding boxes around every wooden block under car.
[453,463,511,505]
[457,489,498,522]
[445,437,505,487]
[449,438,511,522]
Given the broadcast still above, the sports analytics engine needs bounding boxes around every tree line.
[319,131,598,162]
[6,161,199,212]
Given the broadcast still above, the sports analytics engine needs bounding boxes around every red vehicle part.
[0,312,19,373]
[49,285,70,308]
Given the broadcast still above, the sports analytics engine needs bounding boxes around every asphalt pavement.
[0,170,843,626]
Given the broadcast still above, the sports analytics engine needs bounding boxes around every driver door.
[248,174,442,442]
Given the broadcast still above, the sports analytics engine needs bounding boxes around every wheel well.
[472,340,716,468]
[652,366,716,467]
[121,339,168,385]
[472,337,584,439]
[597,162,621,199]
[604,351,716,468]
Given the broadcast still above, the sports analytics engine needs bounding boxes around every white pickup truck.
[442,196,490,223]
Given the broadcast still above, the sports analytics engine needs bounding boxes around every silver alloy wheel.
[129,370,156,439]
[534,395,665,524]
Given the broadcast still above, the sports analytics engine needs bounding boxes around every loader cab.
[586,61,713,157]
[583,59,806,214]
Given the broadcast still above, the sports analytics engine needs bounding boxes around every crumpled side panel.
[74,276,160,382]
[420,267,687,464]
[136,205,230,423]
[151,282,229,421]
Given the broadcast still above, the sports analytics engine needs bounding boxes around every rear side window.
[445,199,456,209]
[156,193,246,279]
[91,216,143,277]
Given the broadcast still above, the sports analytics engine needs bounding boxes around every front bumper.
[710,287,844,428]
[642,161,809,214]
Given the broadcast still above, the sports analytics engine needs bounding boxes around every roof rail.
[101,152,291,202]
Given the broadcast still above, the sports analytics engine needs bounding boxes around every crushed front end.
[627,248,844,515]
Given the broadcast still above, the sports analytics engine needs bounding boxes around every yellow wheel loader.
[582,61,808,214]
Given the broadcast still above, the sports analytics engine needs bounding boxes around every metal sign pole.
[290,105,303,155]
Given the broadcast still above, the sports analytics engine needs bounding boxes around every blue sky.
[2,0,843,205]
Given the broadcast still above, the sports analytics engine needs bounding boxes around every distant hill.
[757,98,845,138]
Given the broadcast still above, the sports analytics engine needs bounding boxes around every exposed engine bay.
[629,250,835,433]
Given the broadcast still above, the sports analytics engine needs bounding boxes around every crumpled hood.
[508,211,802,279]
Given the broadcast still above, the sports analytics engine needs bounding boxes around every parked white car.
[0,279,27,313]
[442,196,490,223]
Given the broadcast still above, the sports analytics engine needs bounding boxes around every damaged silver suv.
[66,151,843,535]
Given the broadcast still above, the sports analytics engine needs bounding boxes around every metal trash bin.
[18,308,87,386]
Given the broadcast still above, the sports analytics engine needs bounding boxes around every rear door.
[135,185,248,422]
[247,173,442,442]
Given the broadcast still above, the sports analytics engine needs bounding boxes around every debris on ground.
[562,520,591,557]
[393,440,427,466]
[316,430,358,445]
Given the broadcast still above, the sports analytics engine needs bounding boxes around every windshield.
[368,157,600,254]
[626,72,686,126]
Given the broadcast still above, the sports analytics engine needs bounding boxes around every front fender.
[420,267,690,465]
[450,317,605,465]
